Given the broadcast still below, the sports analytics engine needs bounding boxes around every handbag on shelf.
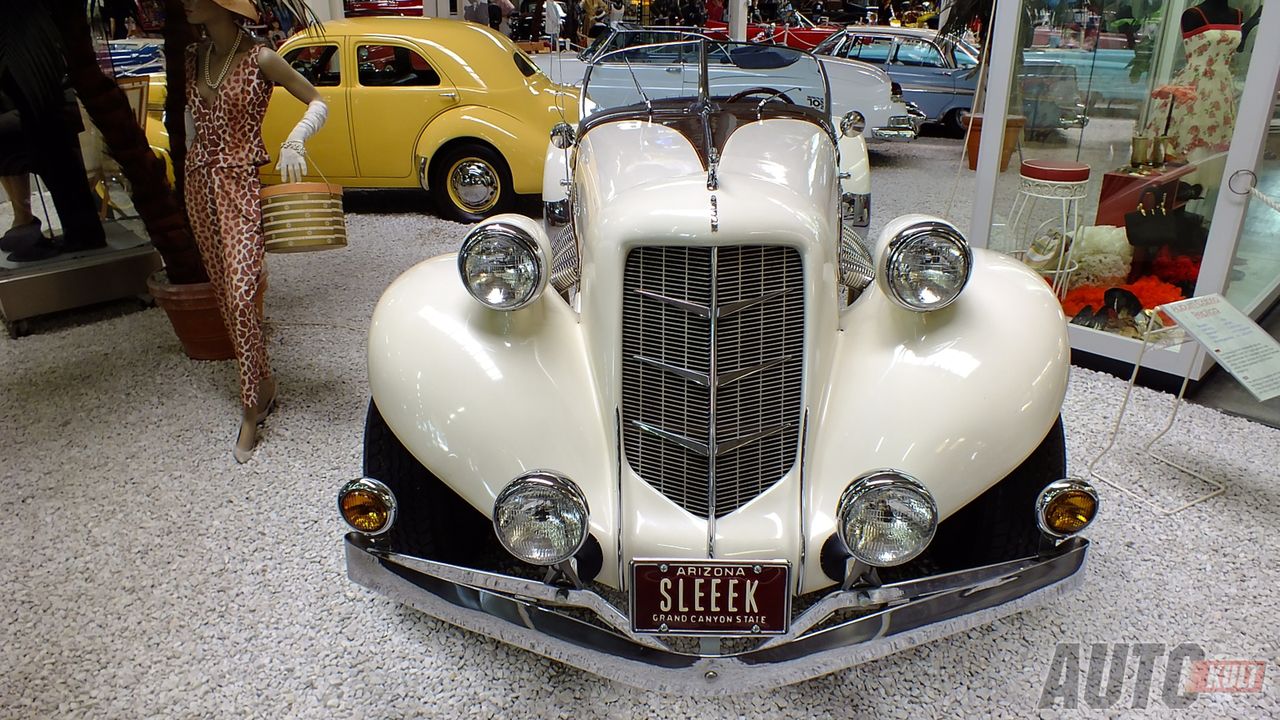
[1123,190,1179,248]
[1124,188,1209,252]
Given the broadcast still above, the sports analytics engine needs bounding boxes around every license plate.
[631,560,790,635]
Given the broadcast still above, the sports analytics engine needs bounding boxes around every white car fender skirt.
[367,255,621,586]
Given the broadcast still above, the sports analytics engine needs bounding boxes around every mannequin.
[182,0,327,462]
[1141,0,1243,160]
[1181,0,1241,32]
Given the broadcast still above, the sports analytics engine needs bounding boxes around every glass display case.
[967,0,1280,380]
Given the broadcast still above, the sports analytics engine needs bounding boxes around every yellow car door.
[347,39,457,179]
[263,40,357,180]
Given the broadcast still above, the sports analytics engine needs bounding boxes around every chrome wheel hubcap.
[449,160,499,211]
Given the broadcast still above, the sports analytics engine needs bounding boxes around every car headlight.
[493,471,589,566]
[836,470,938,567]
[457,220,548,310]
[877,218,972,311]
[338,478,397,536]
[1036,478,1099,538]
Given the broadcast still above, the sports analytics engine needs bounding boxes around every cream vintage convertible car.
[338,39,1098,693]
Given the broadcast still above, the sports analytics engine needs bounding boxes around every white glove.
[275,99,327,183]
[276,143,307,183]
[184,107,195,152]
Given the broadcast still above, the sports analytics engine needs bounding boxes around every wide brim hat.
[213,0,261,21]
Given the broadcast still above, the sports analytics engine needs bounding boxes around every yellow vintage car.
[147,17,579,222]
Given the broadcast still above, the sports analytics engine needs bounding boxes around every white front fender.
[367,256,620,587]
[800,250,1070,590]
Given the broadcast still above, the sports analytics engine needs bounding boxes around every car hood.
[574,111,835,210]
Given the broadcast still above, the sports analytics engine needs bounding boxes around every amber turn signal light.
[1036,479,1098,538]
[338,478,397,535]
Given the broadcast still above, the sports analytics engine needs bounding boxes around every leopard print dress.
[185,43,272,409]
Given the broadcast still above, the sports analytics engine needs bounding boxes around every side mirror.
[839,110,866,138]
[550,122,576,149]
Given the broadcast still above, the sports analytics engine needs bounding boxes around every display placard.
[1160,294,1280,402]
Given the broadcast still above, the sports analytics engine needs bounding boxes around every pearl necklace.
[204,31,243,89]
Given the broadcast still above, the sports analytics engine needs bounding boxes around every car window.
[602,31,691,56]
[894,39,945,68]
[356,44,441,87]
[513,51,539,77]
[284,44,340,87]
[813,33,846,57]
[606,41,695,64]
[849,36,893,64]
[580,31,611,61]
[952,43,978,68]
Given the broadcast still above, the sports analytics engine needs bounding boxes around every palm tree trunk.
[55,0,208,284]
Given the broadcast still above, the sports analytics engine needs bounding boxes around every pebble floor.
[2,134,1278,718]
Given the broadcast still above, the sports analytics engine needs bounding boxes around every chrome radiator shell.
[619,245,805,519]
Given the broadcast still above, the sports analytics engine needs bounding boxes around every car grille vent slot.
[621,245,804,518]
[550,224,580,296]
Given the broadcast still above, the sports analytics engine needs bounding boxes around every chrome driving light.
[836,470,938,567]
[338,478,397,536]
[458,221,548,310]
[493,471,589,566]
[878,219,973,311]
[1037,478,1099,538]
[550,121,576,149]
[840,110,866,137]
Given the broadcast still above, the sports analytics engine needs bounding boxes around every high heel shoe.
[233,377,279,463]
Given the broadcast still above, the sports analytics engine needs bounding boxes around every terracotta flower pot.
[147,271,265,361]
[964,114,1026,172]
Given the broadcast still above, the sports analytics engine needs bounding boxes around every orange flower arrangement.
[1152,84,1199,138]
[1063,276,1186,318]
[1152,84,1198,105]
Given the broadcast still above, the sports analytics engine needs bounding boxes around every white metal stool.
[1007,159,1091,298]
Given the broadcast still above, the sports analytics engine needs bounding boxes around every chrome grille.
[621,246,804,518]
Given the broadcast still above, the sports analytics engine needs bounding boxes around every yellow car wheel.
[431,144,515,223]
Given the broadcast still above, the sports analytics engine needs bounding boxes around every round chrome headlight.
[878,219,973,311]
[839,110,866,137]
[338,478,397,536]
[493,471,589,566]
[458,221,548,310]
[836,470,938,567]
[1037,478,1099,538]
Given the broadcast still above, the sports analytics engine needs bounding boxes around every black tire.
[943,107,970,138]
[362,399,493,562]
[928,417,1066,570]
[428,142,516,223]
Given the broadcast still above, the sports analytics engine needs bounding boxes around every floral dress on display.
[1142,8,1242,161]
[1141,8,1239,159]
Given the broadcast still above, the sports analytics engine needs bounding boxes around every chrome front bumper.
[345,534,1089,695]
